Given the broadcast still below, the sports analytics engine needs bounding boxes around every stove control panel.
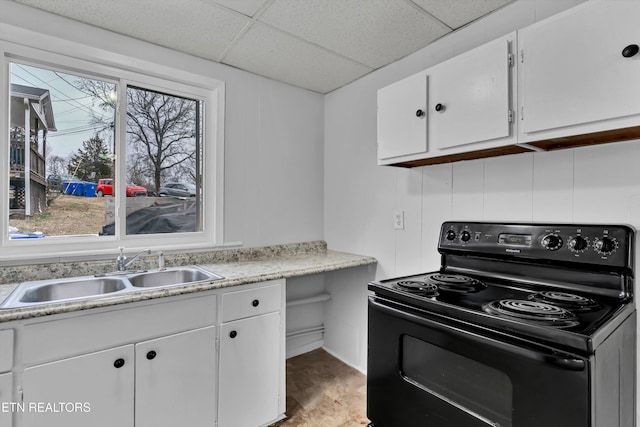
[439,222,634,267]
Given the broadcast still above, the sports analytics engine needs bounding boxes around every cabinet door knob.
[435,103,445,112]
[415,109,424,117]
[252,299,260,307]
[146,350,157,360]
[114,358,125,369]
[229,330,238,338]
[622,44,639,58]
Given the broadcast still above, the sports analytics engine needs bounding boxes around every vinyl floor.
[270,348,370,427]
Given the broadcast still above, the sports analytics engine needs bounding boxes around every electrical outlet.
[394,211,404,230]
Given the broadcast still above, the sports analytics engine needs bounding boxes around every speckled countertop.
[0,241,377,323]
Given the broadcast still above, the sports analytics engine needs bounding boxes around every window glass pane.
[8,63,117,239]
[123,86,202,235]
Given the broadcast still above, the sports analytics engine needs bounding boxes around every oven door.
[367,296,590,427]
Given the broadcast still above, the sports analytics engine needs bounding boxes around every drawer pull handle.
[435,103,445,112]
[415,109,424,117]
[252,299,260,307]
[114,358,125,369]
[146,350,157,360]
[229,330,238,338]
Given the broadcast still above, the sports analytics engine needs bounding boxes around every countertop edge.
[0,249,377,323]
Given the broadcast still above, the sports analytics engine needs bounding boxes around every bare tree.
[47,154,68,176]
[74,79,199,191]
[126,87,197,191]
[72,79,116,146]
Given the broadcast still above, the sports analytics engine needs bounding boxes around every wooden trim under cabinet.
[387,126,640,168]
[526,126,640,151]
[388,145,532,168]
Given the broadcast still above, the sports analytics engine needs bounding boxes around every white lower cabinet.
[10,280,284,427]
[22,345,135,427]
[218,280,285,427]
[219,312,281,427]
[135,326,217,427]
[0,372,13,427]
[22,326,218,427]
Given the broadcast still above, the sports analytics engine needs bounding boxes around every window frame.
[0,39,225,262]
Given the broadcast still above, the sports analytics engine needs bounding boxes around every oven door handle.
[370,297,586,371]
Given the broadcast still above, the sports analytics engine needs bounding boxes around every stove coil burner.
[423,273,486,294]
[394,280,439,297]
[529,291,600,312]
[483,299,579,328]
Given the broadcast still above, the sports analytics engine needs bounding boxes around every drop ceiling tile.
[412,0,513,29]
[15,0,251,62]
[223,22,372,93]
[258,0,451,69]
[204,0,270,17]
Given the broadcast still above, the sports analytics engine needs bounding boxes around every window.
[1,40,224,261]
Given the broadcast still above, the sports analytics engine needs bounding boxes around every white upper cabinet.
[518,0,640,143]
[377,33,517,166]
[377,72,428,162]
[429,33,516,153]
[377,0,640,167]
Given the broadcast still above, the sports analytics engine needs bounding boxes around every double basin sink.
[0,266,223,309]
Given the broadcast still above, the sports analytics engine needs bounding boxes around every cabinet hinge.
[215,338,219,352]
[520,106,524,121]
[508,53,514,67]
[519,49,524,63]
[19,387,23,403]
[508,110,514,123]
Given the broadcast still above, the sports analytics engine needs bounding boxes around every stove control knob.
[568,236,588,253]
[445,230,456,241]
[460,231,471,242]
[594,237,618,255]
[541,233,563,251]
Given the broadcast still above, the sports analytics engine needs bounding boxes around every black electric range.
[367,222,636,427]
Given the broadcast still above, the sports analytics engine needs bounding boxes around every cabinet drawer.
[0,330,13,373]
[23,294,216,366]
[222,282,282,322]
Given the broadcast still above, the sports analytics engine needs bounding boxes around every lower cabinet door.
[134,326,217,427]
[22,345,135,427]
[218,312,281,427]
[0,372,13,427]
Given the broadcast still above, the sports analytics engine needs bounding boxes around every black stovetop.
[369,222,636,353]
[369,271,632,353]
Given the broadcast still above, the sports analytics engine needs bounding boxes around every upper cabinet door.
[377,72,428,162]
[519,0,640,137]
[429,34,514,151]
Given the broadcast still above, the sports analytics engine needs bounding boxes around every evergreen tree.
[67,135,112,181]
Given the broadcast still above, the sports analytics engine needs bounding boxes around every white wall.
[0,0,325,250]
[323,0,640,384]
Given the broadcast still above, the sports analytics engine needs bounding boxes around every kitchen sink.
[0,266,223,309]
[128,267,223,288]
[0,277,129,308]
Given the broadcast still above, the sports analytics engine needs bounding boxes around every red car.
[95,179,147,197]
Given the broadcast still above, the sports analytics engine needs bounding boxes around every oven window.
[401,335,513,427]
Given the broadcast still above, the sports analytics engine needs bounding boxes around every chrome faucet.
[116,247,151,271]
